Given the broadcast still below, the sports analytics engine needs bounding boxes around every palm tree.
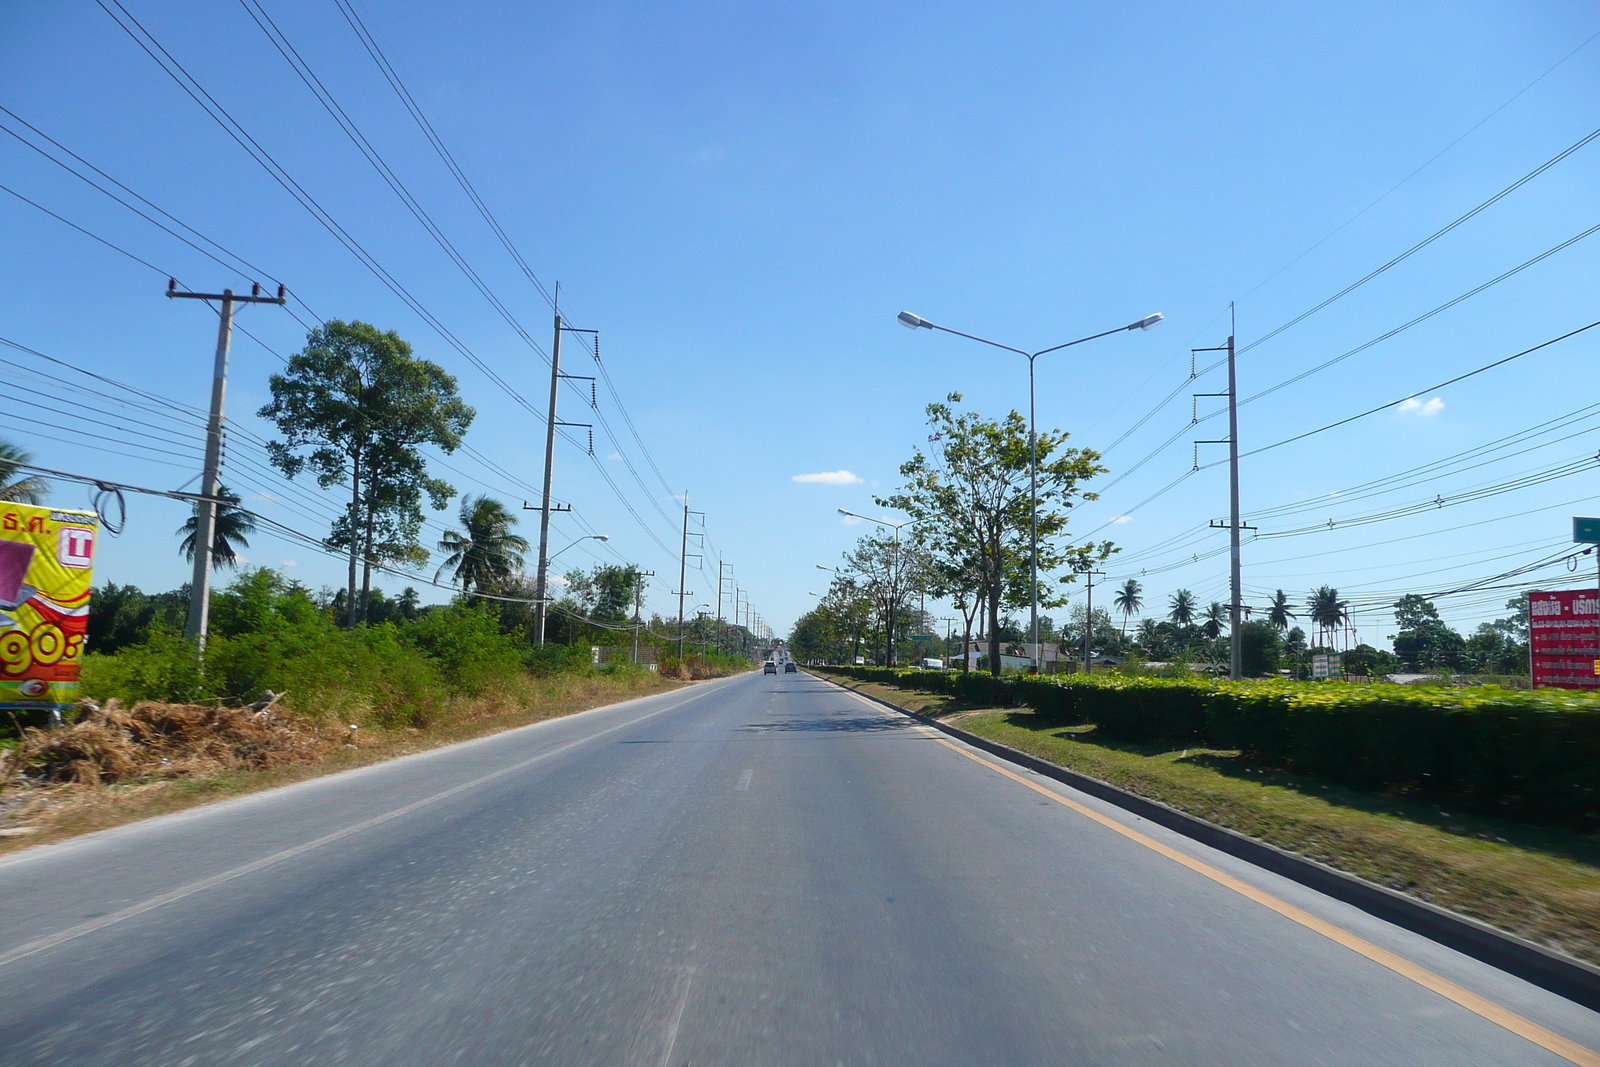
[1168,588,1196,626]
[177,485,256,570]
[1267,589,1296,630]
[1113,578,1142,638]
[436,495,529,594]
[1201,600,1227,640]
[0,440,48,504]
[1307,586,1349,648]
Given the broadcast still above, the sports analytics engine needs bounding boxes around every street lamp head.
[1132,312,1164,331]
[594,534,610,542]
[898,311,931,330]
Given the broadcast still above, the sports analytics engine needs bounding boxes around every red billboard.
[1528,589,1600,690]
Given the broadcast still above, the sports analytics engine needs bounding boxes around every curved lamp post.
[896,310,1162,672]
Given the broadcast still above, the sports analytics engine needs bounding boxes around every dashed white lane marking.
[736,769,754,791]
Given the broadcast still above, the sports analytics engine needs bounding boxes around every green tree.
[0,439,48,504]
[1113,578,1142,637]
[1168,589,1196,625]
[1307,586,1349,648]
[435,495,529,595]
[260,320,473,627]
[1267,589,1296,629]
[1201,600,1227,640]
[1391,594,1464,671]
[563,563,642,623]
[1238,619,1282,677]
[176,484,256,570]
[880,394,1109,676]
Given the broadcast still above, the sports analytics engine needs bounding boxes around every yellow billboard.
[0,502,97,712]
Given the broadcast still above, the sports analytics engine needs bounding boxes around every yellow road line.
[835,686,1600,1066]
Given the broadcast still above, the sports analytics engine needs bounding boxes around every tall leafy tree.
[260,320,473,626]
[880,394,1109,676]
[1112,578,1142,637]
[436,495,529,595]
[839,529,931,667]
[177,484,256,570]
[0,440,48,504]
[1201,600,1227,640]
[1168,589,1196,625]
[1267,589,1296,629]
[1307,586,1350,648]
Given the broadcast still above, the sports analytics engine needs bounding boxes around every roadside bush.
[817,666,1600,827]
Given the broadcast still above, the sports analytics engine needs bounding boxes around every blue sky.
[3,0,1598,643]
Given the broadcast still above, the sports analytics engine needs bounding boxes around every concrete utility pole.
[1080,567,1105,675]
[532,300,594,646]
[167,280,285,648]
[673,497,703,661]
[716,560,730,655]
[1225,327,1243,681]
[631,568,656,665]
[1196,309,1249,680]
[533,312,563,646]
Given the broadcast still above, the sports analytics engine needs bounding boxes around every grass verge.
[818,670,1600,965]
[0,668,692,855]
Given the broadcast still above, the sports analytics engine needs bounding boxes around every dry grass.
[822,671,1600,965]
[0,669,689,853]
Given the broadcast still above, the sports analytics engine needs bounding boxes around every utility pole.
[716,560,730,655]
[1195,311,1250,680]
[167,279,285,648]
[631,569,656,665]
[532,299,595,646]
[1079,567,1105,675]
[674,496,703,660]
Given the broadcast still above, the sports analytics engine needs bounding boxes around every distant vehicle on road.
[920,658,945,670]
[763,662,778,675]
[784,662,797,673]
[853,656,866,665]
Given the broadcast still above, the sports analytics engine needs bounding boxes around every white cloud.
[1397,396,1445,417]
[1111,515,1132,524]
[249,491,278,503]
[280,559,299,568]
[840,514,863,526]
[607,452,623,461]
[792,470,864,485]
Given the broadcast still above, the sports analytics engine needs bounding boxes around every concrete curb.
[818,672,1600,1013]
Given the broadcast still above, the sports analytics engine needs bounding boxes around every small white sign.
[58,526,94,569]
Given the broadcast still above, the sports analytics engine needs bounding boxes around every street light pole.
[898,310,1162,674]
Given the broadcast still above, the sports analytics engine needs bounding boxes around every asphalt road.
[0,670,1596,1066]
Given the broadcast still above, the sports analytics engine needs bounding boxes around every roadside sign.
[1575,517,1600,544]
[910,634,932,642]
[0,502,97,713]
[1311,653,1342,680]
[1528,589,1600,690]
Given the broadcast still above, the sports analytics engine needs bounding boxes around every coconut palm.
[1267,589,1296,630]
[1307,585,1349,648]
[0,440,48,504]
[1201,601,1227,640]
[1168,588,1196,626]
[436,495,529,594]
[1112,578,1142,637]
[177,485,256,570]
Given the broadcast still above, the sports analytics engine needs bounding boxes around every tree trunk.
[359,502,376,626]
[346,450,361,630]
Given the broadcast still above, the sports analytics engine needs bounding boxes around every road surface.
[0,670,1595,1065]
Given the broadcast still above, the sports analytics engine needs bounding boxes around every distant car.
[853,656,866,665]
[763,662,778,674]
[784,661,797,673]
[920,658,945,670]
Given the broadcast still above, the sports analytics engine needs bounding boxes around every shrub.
[816,666,1600,827]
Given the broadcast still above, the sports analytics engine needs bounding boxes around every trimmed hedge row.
[819,666,1600,827]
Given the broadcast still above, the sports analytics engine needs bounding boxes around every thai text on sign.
[1528,589,1599,691]
[0,502,96,712]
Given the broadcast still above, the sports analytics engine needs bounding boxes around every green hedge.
[819,667,1600,827]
